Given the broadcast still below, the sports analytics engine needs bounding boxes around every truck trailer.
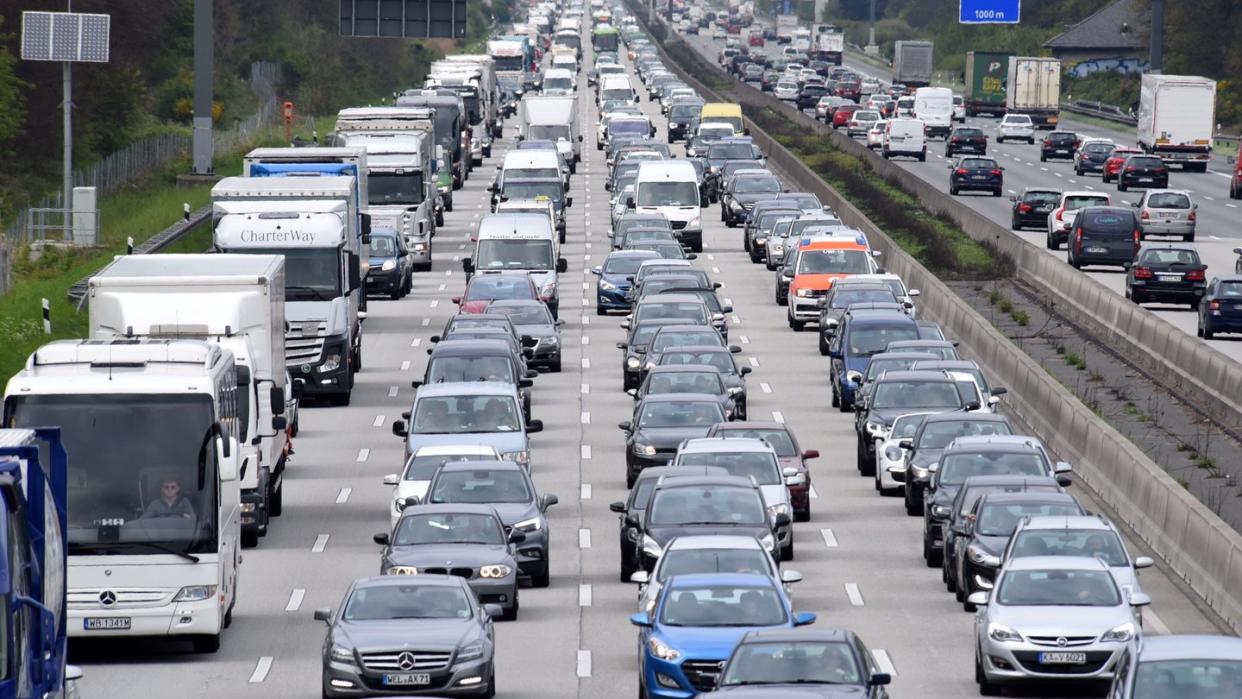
[1137,74,1216,172]
[893,40,934,88]
[964,51,1013,116]
[1006,57,1062,128]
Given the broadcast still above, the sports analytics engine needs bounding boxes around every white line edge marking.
[845,583,864,606]
[578,529,592,548]
[820,528,838,547]
[285,588,305,612]
[312,534,329,553]
[336,487,351,504]
[356,448,370,463]
[1145,608,1172,635]
[576,650,592,678]
[249,656,274,683]
[579,583,593,606]
[748,357,760,367]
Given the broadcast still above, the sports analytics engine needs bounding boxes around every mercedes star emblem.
[98,590,117,607]
[396,651,417,671]
[1056,637,1068,647]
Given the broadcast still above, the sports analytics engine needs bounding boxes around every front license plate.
[384,673,431,686]
[84,617,131,630]
[1087,247,1108,254]
[1039,652,1087,665]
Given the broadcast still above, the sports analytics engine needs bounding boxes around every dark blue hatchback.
[1199,276,1242,339]
[592,250,660,315]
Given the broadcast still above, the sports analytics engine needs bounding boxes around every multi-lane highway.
[70,18,1226,699]
[684,29,1242,367]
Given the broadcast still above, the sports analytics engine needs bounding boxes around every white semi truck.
[1137,74,1216,172]
[88,254,290,548]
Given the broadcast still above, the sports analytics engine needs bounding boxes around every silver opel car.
[971,556,1150,695]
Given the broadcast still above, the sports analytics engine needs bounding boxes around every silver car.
[971,556,1151,694]
[1135,189,1197,242]
[997,114,1036,144]
[764,216,799,270]
[629,534,800,615]
[1000,514,1154,602]
[1108,634,1242,697]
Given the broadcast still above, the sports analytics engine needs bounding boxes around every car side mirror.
[373,532,390,546]
[383,473,399,486]
[347,255,362,292]
[1130,592,1152,607]
[739,366,753,375]
[391,420,408,438]
[773,512,791,527]
[729,345,742,354]
[462,257,474,274]
[630,612,652,627]
[792,611,816,626]
[508,530,526,544]
[966,400,982,411]
[630,570,650,584]
[566,196,573,207]
[272,415,287,431]
[620,320,631,330]
[1134,556,1154,569]
[541,493,559,510]
[908,289,921,297]
[526,419,544,434]
[618,420,633,431]
[610,501,626,514]
[967,591,989,606]
[484,603,504,619]
[899,439,913,450]
[313,608,333,624]
[626,388,638,397]
[518,378,534,388]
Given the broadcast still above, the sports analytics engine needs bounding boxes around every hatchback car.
[1102,147,1143,183]
[828,311,922,411]
[899,413,1015,517]
[1135,189,1196,242]
[610,466,729,581]
[856,369,977,476]
[1118,155,1170,191]
[1075,139,1116,175]
[1067,206,1140,270]
[1047,192,1113,250]
[453,272,540,314]
[637,476,786,571]
[383,445,500,530]
[631,535,798,615]
[366,228,412,299]
[1198,275,1242,339]
[484,299,563,372]
[996,114,1035,144]
[620,394,728,487]
[949,157,1004,197]
[945,127,987,156]
[713,628,891,696]
[1010,188,1061,231]
[1040,131,1080,161]
[846,109,881,137]
[1125,243,1206,307]
[593,250,661,314]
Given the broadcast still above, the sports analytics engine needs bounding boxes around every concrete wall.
[645,24,1242,632]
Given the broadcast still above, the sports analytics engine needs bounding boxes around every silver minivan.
[1135,189,1197,242]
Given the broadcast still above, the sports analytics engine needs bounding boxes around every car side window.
[854,636,881,677]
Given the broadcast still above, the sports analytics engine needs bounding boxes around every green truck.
[964,51,1014,117]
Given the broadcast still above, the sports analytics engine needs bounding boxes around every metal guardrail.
[1060,100,1138,126]
[66,205,212,305]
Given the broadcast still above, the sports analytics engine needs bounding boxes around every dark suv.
[1040,131,1079,161]
[1125,243,1207,307]
[945,127,987,157]
[1118,154,1170,191]
[1067,206,1140,270]
[1009,188,1061,230]
[1074,139,1116,175]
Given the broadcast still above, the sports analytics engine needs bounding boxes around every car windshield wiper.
[71,541,200,563]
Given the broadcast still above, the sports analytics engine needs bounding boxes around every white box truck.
[811,24,845,65]
[212,176,364,406]
[436,54,502,138]
[893,41,934,88]
[776,14,798,43]
[519,95,582,170]
[1006,57,1062,128]
[1137,74,1216,172]
[88,254,290,549]
[5,339,242,653]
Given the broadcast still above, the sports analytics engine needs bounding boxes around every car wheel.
[818,335,830,355]
[992,188,1002,197]
[550,359,562,373]
[781,536,794,562]
[1046,231,1057,249]
[905,487,922,516]
[1040,153,1046,162]
[531,563,550,588]
[1184,233,1195,243]
[435,209,444,226]
[192,634,221,653]
[950,186,959,196]
[1011,216,1021,230]
[789,318,804,331]
[1204,322,1215,340]
[1069,255,1081,269]
[924,535,942,567]
[1027,137,1035,144]
[795,506,810,523]
[1118,181,1127,192]
[830,383,840,407]
[1130,289,1143,304]
[859,445,875,477]
[501,596,519,621]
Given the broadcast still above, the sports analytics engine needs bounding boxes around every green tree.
[0,16,28,153]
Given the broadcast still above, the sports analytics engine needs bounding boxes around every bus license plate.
[84,617,131,630]
[384,673,431,686]
[1039,652,1086,665]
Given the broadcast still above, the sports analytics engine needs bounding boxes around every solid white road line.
[336,488,352,504]
[356,448,370,462]
[581,483,592,500]
[576,650,592,678]
[579,584,593,607]
[249,656,274,683]
[845,583,865,606]
[581,444,592,459]
[873,649,897,676]
[579,529,592,548]
[820,528,838,548]
[312,534,329,553]
[285,588,305,612]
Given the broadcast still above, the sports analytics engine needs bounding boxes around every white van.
[913,87,953,139]
[469,213,567,316]
[895,96,915,119]
[632,160,704,251]
[498,150,568,191]
[541,67,576,95]
[598,74,637,106]
[882,118,927,161]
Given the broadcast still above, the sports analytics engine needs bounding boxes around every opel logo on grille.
[397,652,417,671]
[1056,637,1068,647]
[98,590,117,607]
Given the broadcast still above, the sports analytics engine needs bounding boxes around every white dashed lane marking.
[760,382,772,393]
[845,583,865,606]
[311,534,329,553]
[821,528,838,547]
[284,588,305,612]
[580,584,593,606]
[249,656,274,683]
[579,529,592,548]
[335,487,352,504]
[356,448,370,462]
[581,483,592,499]
[772,411,785,423]
[581,444,592,459]
[577,650,592,678]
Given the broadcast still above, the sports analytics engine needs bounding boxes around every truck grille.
[286,321,327,364]
[69,588,172,608]
[360,650,453,672]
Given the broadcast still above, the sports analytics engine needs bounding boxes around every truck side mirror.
[348,253,362,292]
[217,437,240,482]
[462,257,474,274]
[270,386,286,415]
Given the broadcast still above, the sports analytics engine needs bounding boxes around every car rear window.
[1023,191,1060,205]
[1048,132,1075,141]
[1065,195,1109,209]
[955,128,982,137]
[1081,210,1135,232]
[1217,281,1242,297]
[1141,248,1200,265]
[1146,192,1191,209]
[1085,143,1115,153]
[1130,156,1164,168]
[961,159,997,169]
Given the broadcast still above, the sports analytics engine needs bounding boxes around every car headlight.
[626,356,641,369]
[502,451,529,467]
[641,534,663,558]
[330,645,356,663]
[648,637,681,661]
[457,641,485,663]
[767,503,789,520]
[513,516,542,532]
[755,237,767,245]
[865,421,886,437]
[544,336,559,346]
[911,464,929,478]
[599,279,617,291]
[633,443,656,456]
[319,353,342,373]
[730,200,743,210]
[173,585,217,602]
[795,288,812,298]
[988,623,1023,643]
[479,564,513,579]
[688,215,701,229]
[773,243,784,252]
[1101,622,1136,643]
[387,566,419,575]
[884,445,904,462]
[931,504,952,518]
[966,544,994,565]
[759,532,776,552]
[381,260,397,272]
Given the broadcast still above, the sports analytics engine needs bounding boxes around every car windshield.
[1010,529,1128,566]
[426,356,514,384]
[864,356,928,381]
[652,329,723,351]
[678,452,781,485]
[797,249,871,275]
[394,512,505,546]
[343,584,474,621]
[638,401,725,428]
[475,239,555,271]
[1146,192,1191,209]
[997,569,1120,607]
[1141,248,1200,265]
[403,451,499,481]
[370,236,398,257]
[658,548,772,582]
[604,255,653,274]
[871,380,963,409]
[635,302,708,324]
[659,351,735,373]
[503,181,563,202]
[528,124,570,141]
[660,584,786,627]
[490,305,552,327]
[709,144,755,160]
[637,181,699,206]
[465,276,535,301]
[891,414,928,439]
[848,325,921,357]
[646,371,724,395]
[670,105,703,119]
[626,230,676,246]
[411,395,521,434]
[938,451,1047,485]
[611,119,650,135]
[734,176,782,194]
[650,486,766,526]
[722,641,861,686]
[428,469,532,504]
[832,289,897,307]
[369,172,426,205]
[1131,157,1164,168]
[1133,660,1242,698]
[976,502,1081,537]
[1082,210,1135,231]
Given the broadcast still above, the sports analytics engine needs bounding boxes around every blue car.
[630,573,816,698]
[592,250,660,315]
[827,309,920,412]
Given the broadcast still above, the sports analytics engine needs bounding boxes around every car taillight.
[1133,229,1141,253]
[955,168,969,175]
[1043,140,1052,146]
[1018,203,1032,213]
[1210,300,1221,311]
[990,169,1002,176]
[1140,210,1150,220]
[1188,211,1196,221]
[1055,209,1064,221]
[1187,269,1206,281]
[1126,166,1138,172]
[1155,167,1167,173]
[1074,227,1084,255]
[1133,266,1154,279]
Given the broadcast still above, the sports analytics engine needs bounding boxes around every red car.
[831,104,861,129]
[453,272,539,314]
[835,81,862,103]
[1102,147,1142,184]
[1232,143,1242,199]
[748,33,765,47]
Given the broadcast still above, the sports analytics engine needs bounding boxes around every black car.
[630,366,739,421]
[365,228,412,299]
[1117,154,1170,191]
[667,102,704,142]
[1125,243,1207,307]
[655,344,753,418]
[944,127,987,157]
[722,172,783,227]
[940,475,1067,598]
[619,394,729,487]
[816,283,901,354]
[642,323,733,375]
[636,475,783,571]
[618,318,684,391]
[743,202,801,256]
[1067,206,1140,270]
[1009,188,1061,230]
[949,491,1085,610]
[714,628,892,696]
[948,156,1004,197]
[608,465,729,581]
[775,251,796,306]
[898,413,1014,517]
[1039,130,1079,161]
[797,84,832,110]
[655,287,733,340]
[1074,139,1116,175]
[1198,275,1242,339]
[854,370,976,477]
[484,299,564,372]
